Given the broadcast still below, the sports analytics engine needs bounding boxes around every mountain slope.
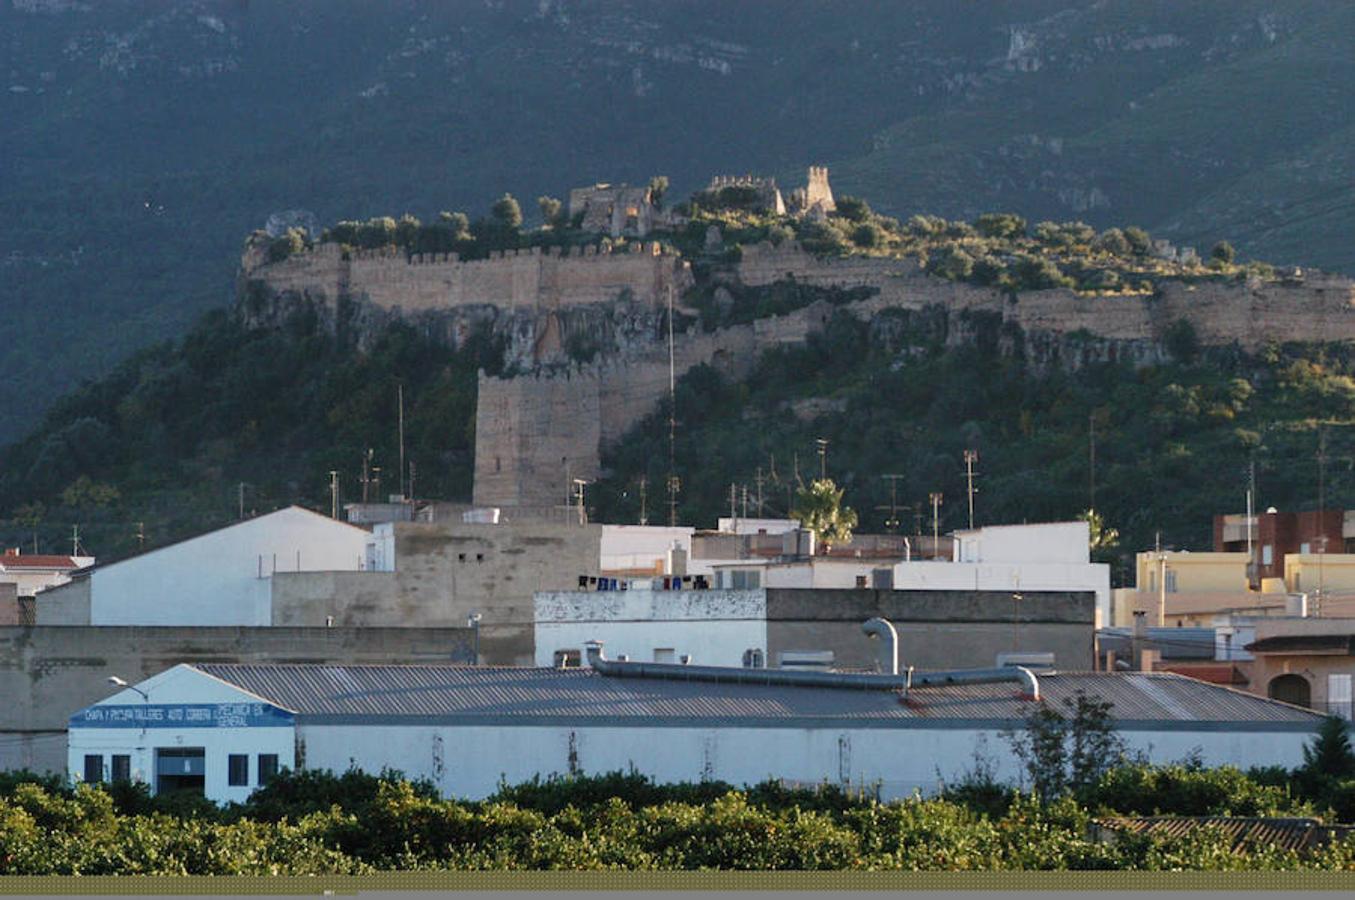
[4,1,1355,437]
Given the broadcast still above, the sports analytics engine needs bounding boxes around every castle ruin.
[239,168,1355,517]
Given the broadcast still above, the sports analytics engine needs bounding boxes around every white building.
[894,521,1111,627]
[69,659,1326,805]
[600,525,695,576]
[535,585,766,667]
[1,549,94,597]
[38,506,370,626]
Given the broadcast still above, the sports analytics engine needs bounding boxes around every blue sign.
[69,702,295,729]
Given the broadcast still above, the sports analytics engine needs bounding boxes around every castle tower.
[803,165,836,215]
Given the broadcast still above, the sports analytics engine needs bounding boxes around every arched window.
[1268,673,1312,708]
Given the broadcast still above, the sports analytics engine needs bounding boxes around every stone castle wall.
[246,240,692,315]
[734,241,1355,350]
[246,236,1355,510]
[473,297,846,508]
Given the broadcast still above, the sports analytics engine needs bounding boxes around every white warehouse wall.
[534,587,766,667]
[299,722,1316,802]
[90,507,370,626]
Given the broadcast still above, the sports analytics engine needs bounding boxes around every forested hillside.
[5,0,1355,435]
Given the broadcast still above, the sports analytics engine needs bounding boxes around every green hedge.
[3,768,1355,873]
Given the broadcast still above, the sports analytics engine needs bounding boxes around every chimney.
[1131,610,1147,670]
[1139,648,1160,673]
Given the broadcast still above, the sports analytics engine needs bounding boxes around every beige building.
[1241,617,1355,718]
[1112,551,1288,627]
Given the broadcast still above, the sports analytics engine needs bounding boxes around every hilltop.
[5,0,1355,437]
[5,176,1355,580]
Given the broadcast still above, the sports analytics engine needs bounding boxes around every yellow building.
[1112,551,1285,626]
[1283,553,1355,599]
[1134,551,1249,594]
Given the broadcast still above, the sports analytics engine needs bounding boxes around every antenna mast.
[877,474,905,532]
[963,449,979,530]
[666,284,680,526]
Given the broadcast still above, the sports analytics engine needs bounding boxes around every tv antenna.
[876,474,906,533]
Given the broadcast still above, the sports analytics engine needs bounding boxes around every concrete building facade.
[534,586,1095,671]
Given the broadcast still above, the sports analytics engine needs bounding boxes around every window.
[83,754,103,784]
[855,575,868,589]
[1329,674,1353,720]
[730,570,760,589]
[258,754,279,785]
[1301,542,1311,555]
[553,649,581,668]
[228,754,249,787]
[111,755,131,783]
[1165,570,1178,594]
[1262,545,1274,566]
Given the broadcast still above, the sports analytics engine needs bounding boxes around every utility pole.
[71,524,82,557]
[666,284,680,527]
[1246,458,1255,589]
[1318,426,1328,615]
[638,476,648,526]
[372,467,382,504]
[728,483,738,520]
[741,484,749,519]
[1089,411,1096,513]
[963,449,979,530]
[754,467,765,517]
[397,383,406,499]
[408,461,417,503]
[929,492,943,559]
[238,482,246,520]
[329,470,340,519]
[815,438,829,481]
[361,449,372,504]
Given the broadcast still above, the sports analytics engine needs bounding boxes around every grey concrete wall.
[268,521,602,665]
[766,589,1095,672]
[0,625,475,776]
[269,571,400,627]
[34,578,90,625]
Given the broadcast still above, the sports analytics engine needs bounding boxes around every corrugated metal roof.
[190,665,1323,729]
[1095,817,1355,853]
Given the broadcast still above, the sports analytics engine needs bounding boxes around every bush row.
[2,766,1354,874]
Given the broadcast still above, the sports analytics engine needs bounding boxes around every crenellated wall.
[242,240,692,317]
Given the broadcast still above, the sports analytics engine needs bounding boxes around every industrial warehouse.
[69,642,1325,805]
